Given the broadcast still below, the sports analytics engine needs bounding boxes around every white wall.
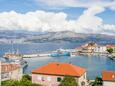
[10,68,23,80]
[77,73,87,86]
[32,73,87,86]
[1,67,23,81]
[94,46,107,53]
[103,81,115,86]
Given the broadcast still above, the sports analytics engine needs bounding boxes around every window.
[57,77,62,82]
[47,77,51,81]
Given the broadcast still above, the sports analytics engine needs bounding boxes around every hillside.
[0,30,115,44]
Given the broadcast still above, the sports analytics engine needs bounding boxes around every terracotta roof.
[32,62,86,77]
[81,43,98,49]
[102,71,115,82]
[106,44,115,48]
[1,62,21,73]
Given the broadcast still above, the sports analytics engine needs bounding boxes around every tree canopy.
[107,48,113,54]
[59,76,79,86]
[92,77,103,86]
[2,75,42,86]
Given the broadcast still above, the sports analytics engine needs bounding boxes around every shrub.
[2,75,42,86]
[59,76,79,86]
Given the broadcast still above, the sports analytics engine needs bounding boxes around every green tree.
[2,80,20,86]
[107,48,113,54]
[2,75,42,86]
[92,77,103,86]
[59,76,79,86]
[19,78,32,86]
[22,74,31,80]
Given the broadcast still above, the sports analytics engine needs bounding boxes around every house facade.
[1,62,23,81]
[32,62,87,86]
[80,42,107,53]
[102,71,115,86]
[80,42,97,53]
[94,46,107,53]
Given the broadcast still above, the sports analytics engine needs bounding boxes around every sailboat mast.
[11,40,14,54]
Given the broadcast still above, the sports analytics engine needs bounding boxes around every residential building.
[94,45,107,53]
[102,71,115,86]
[80,42,107,54]
[1,62,23,81]
[32,62,87,86]
[81,42,99,53]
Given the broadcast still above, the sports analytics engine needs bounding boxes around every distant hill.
[24,31,115,44]
[0,30,115,44]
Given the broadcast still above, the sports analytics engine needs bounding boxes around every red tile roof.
[1,62,21,73]
[102,71,115,82]
[106,44,115,48]
[32,62,86,77]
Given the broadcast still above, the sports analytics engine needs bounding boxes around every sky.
[0,0,115,35]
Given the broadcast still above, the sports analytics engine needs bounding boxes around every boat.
[3,41,28,68]
[23,54,39,58]
[108,56,115,60]
[50,48,70,57]
[3,50,28,68]
[3,52,22,60]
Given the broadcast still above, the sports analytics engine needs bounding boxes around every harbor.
[1,1,115,85]
[1,42,115,80]
[23,54,115,80]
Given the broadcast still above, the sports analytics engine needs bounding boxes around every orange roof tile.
[32,62,86,77]
[106,44,115,48]
[102,71,115,82]
[1,62,21,73]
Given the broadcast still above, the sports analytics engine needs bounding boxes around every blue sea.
[0,42,115,80]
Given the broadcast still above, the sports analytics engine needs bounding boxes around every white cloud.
[37,0,115,10]
[37,0,78,7]
[0,11,69,32]
[74,6,104,33]
[0,6,115,35]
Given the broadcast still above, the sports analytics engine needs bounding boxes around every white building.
[80,42,107,53]
[1,62,23,81]
[94,46,107,53]
[102,71,115,86]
